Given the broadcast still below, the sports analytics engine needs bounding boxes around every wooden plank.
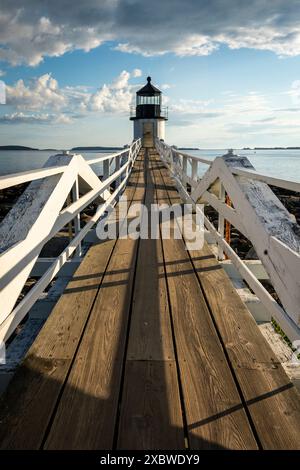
[44,157,145,449]
[187,242,300,449]
[127,154,175,361]
[152,155,258,450]
[117,153,185,450]
[159,153,300,449]
[0,155,143,450]
[118,361,184,449]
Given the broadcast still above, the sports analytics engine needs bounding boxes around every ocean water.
[0,150,111,178]
[0,148,299,183]
[188,148,300,182]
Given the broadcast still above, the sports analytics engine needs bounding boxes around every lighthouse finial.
[147,76,151,83]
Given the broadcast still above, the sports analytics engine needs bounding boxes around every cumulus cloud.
[1,1,300,65]
[1,69,141,124]
[87,69,139,112]
[6,74,66,110]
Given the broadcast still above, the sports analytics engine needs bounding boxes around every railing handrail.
[230,166,300,193]
[155,137,300,342]
[0,138,142,342]
[85,148,130,165]
[156,140,300,192]
[0,145,137,190]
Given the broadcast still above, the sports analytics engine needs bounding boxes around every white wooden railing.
[0,139,141,342]
[155,138,300,342]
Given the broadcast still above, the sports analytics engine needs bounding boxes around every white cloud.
[172,35,218,57]
[88,69,140,112]
[6,74,66,110]
[115,36,218,58]
[2,1,300,65]
[161,84,172,90]
[1,69,141,124]
[114,43,166,57]
[0,9,109,66]
[132,68,142,78]
[167,88,300,145]
[0,70,5,77]
[216,26,300,57]
[112,70,131,90]
[170,98,214,115]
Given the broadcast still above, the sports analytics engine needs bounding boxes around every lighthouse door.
[142,122,154,147]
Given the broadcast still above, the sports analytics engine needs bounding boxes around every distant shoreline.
[0,145,39,151]
[243,147,300,150]
[1,145,300,152]
[178,147,200,151]
[71,146,123,151]
[0,145,124,151]
[0,145,59,151]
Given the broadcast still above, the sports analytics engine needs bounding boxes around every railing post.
[217,183,225,260]
[191,159,198,183]
[170,148,175,171]
[115,154,121,191]
[103,159,109,181]
[67,193,73,241]
[182,155,187,189]
[126,147,131,179]
[72,176,82,257]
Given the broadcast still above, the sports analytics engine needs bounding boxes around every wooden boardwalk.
[0,150,300,450]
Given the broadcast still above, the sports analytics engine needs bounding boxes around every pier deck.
[0,150,300,450]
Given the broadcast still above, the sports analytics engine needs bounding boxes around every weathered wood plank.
[0,242,115,449]
[117,153,185,450]
[0,156,143,450]
[152,154,258,450]
[127,155,175,361]
[187,242,300,449]
[118,361,184,449]
[159,152,300,449]
[44,158,145,449]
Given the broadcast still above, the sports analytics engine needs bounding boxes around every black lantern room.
[130,76,168,120]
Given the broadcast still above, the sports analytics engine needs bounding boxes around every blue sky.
[0,1,300,148]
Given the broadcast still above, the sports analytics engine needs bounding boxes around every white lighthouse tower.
[130,76,168,147]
